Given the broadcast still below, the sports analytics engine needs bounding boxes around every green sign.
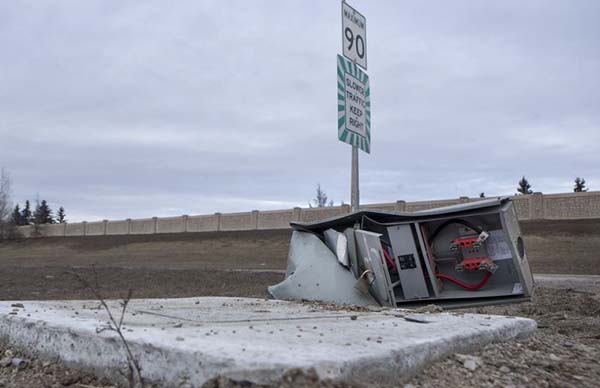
[337,54,371,153]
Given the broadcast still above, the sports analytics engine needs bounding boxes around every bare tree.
[0,168,15,239]
[309,184,334,208]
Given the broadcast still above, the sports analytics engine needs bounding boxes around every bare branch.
[68,268,145,388]
[118,289,133,330]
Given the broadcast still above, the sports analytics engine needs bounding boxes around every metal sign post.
[339,1,369,212]
[351,144,359,211]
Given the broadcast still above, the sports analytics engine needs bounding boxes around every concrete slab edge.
[0,313,304,386]
[324,316,536,386]
[0,311,536,387]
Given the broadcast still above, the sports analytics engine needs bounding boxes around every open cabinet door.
[354,230,395,306]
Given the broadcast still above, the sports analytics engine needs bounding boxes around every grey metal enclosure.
[268,197,534,308]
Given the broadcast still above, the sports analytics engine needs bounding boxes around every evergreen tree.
[56,206,66,223]
[33,200,54,224]
[11,204,22,226]
[574,177,588,192]
[517,176,533,195]
[20,200,32,225]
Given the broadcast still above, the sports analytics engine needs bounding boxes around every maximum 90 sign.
[341,2,367,70]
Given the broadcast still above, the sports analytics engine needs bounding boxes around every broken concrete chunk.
[455,353,483,371]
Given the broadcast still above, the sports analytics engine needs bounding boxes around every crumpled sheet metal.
[267,231,376,306]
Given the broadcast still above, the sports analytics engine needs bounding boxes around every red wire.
[382,244,491,291]
[382,248,398,271]
[436,272,492,291]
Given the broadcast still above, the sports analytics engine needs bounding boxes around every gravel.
[0,342,106,387]
[406,280,600,388]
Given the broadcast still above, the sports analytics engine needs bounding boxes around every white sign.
[341,2,367,70]
[344,72,367,137]
[337,54,370,153]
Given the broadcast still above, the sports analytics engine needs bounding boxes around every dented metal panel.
[267,231,376,306]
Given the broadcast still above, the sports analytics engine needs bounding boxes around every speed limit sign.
[341,2,367,70]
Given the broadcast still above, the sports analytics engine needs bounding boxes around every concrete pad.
[0,297,536,387]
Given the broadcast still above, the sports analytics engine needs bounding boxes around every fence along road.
[19,191,600,238]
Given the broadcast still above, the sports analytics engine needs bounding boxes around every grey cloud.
[1,1,598,221]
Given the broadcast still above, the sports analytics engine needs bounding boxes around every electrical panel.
[272,197,535,308]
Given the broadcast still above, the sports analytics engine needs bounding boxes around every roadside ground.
[0,219,599,386]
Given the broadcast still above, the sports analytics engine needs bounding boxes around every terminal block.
[449,231,490,251]
[450,236,480,251]
[455,257,498,273]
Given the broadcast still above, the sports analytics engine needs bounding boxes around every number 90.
[344,27,365,59]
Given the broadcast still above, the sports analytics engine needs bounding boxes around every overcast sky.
[1,1,599,222]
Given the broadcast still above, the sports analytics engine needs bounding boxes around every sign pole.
[339,0,368,212]
[351,144,359,211]
[350,55,359,212]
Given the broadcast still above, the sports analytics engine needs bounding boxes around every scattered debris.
[412,304,443,314]
[400,315,432,324]
[549,353,562,362]
[11,358,28,369]
[455,354,482,371]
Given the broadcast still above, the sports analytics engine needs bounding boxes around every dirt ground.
[520,219,600,275]
[0,229,291,271]
[0,219,599,387]
[0,267,284,301]
[0,219,599,275]
[0,219,598,302]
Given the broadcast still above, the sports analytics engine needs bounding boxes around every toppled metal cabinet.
[268,197,534,308]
